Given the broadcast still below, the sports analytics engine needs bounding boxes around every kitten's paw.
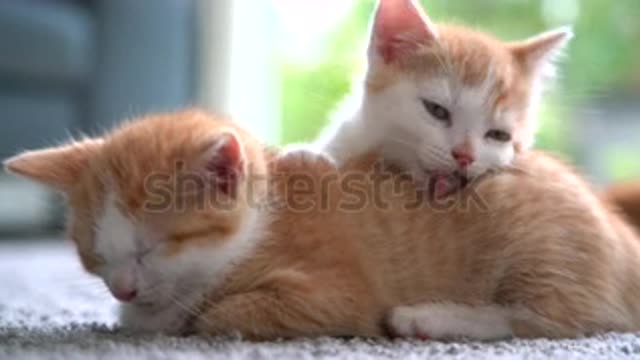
[387,306,431,340]
[388,303,512,341]
[279,144,336,169]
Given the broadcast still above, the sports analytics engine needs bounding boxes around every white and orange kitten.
[317,0,572,195]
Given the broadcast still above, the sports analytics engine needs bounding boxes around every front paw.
[386,306,431,340]
[279,144,337,170]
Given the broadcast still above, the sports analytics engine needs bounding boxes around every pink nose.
[109,266,138,302]
[451,149,474,168]
[112,288,138,302]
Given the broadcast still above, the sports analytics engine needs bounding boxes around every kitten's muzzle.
[108,266,139,303]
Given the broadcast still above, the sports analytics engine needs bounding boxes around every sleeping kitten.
[3,112,272,334]
[6,109,640,340]
[316,0,572,197]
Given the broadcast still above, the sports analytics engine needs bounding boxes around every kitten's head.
[4,110,267,309]
[364,0,572,178]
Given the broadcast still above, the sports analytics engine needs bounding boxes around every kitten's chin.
[122,300,169,317]
[119,302,192,335]
[131,298,165,310]
[426,171,470,199]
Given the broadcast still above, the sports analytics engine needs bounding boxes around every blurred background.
[0,0,638,236]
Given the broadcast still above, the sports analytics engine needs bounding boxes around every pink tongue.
[433,175,454,199]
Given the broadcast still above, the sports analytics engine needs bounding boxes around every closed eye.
[134,246,153,265]
[485,129,512,142]
[136,254,149,266]
[421,99,451,126]
[138,248,152,257]
[87,251,107,266]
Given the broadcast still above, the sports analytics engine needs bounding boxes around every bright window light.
[273,0,355,66]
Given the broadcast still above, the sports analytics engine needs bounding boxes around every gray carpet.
[2,240,640,359]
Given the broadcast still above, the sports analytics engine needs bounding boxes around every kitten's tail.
[604,180,640,230]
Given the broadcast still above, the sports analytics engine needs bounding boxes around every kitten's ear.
[3,138,103,192]
[509,27,573,76]
[369,0,438,64]
[201,131,245,197]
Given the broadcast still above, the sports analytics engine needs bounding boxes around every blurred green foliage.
[279,0,373,143]
[278,0,640,179]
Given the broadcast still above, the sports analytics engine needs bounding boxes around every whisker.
[421,144,453,166]
[386,137,415,149]
[167,288,216,328]
[168,293,200,317]
[385,137,452,170]
[385,136,456,172]
[422,143,450,159]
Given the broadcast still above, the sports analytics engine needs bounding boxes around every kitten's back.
[341,150,640,336]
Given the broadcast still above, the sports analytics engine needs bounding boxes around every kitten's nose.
[109,268,138,302]
[112,288,138,302]
[451,148,475,168]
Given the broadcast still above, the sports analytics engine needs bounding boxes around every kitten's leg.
[506,300,617,339]
[314,114,377,166]
[194,277,379,340]
[280,143,337,167]
[387,303,512,340]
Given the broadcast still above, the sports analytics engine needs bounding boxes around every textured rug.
[1,240,640,360]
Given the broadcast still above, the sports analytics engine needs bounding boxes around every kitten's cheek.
[496,153,514,170]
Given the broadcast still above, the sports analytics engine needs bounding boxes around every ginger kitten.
[317,0,571,197]
[6,109,640,340]
[5,111,271,333]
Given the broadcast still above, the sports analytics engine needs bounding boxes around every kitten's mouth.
[129,297,159,310]
[131,292,170,310]
[135,300,156,308]
[427,171,469,199]
[132,297,173,314]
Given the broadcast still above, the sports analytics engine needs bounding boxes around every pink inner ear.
[205,133,244,197]
[372,0,437,63]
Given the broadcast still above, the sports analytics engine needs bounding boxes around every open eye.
[421,99,451,125]
[485,129,512,142]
